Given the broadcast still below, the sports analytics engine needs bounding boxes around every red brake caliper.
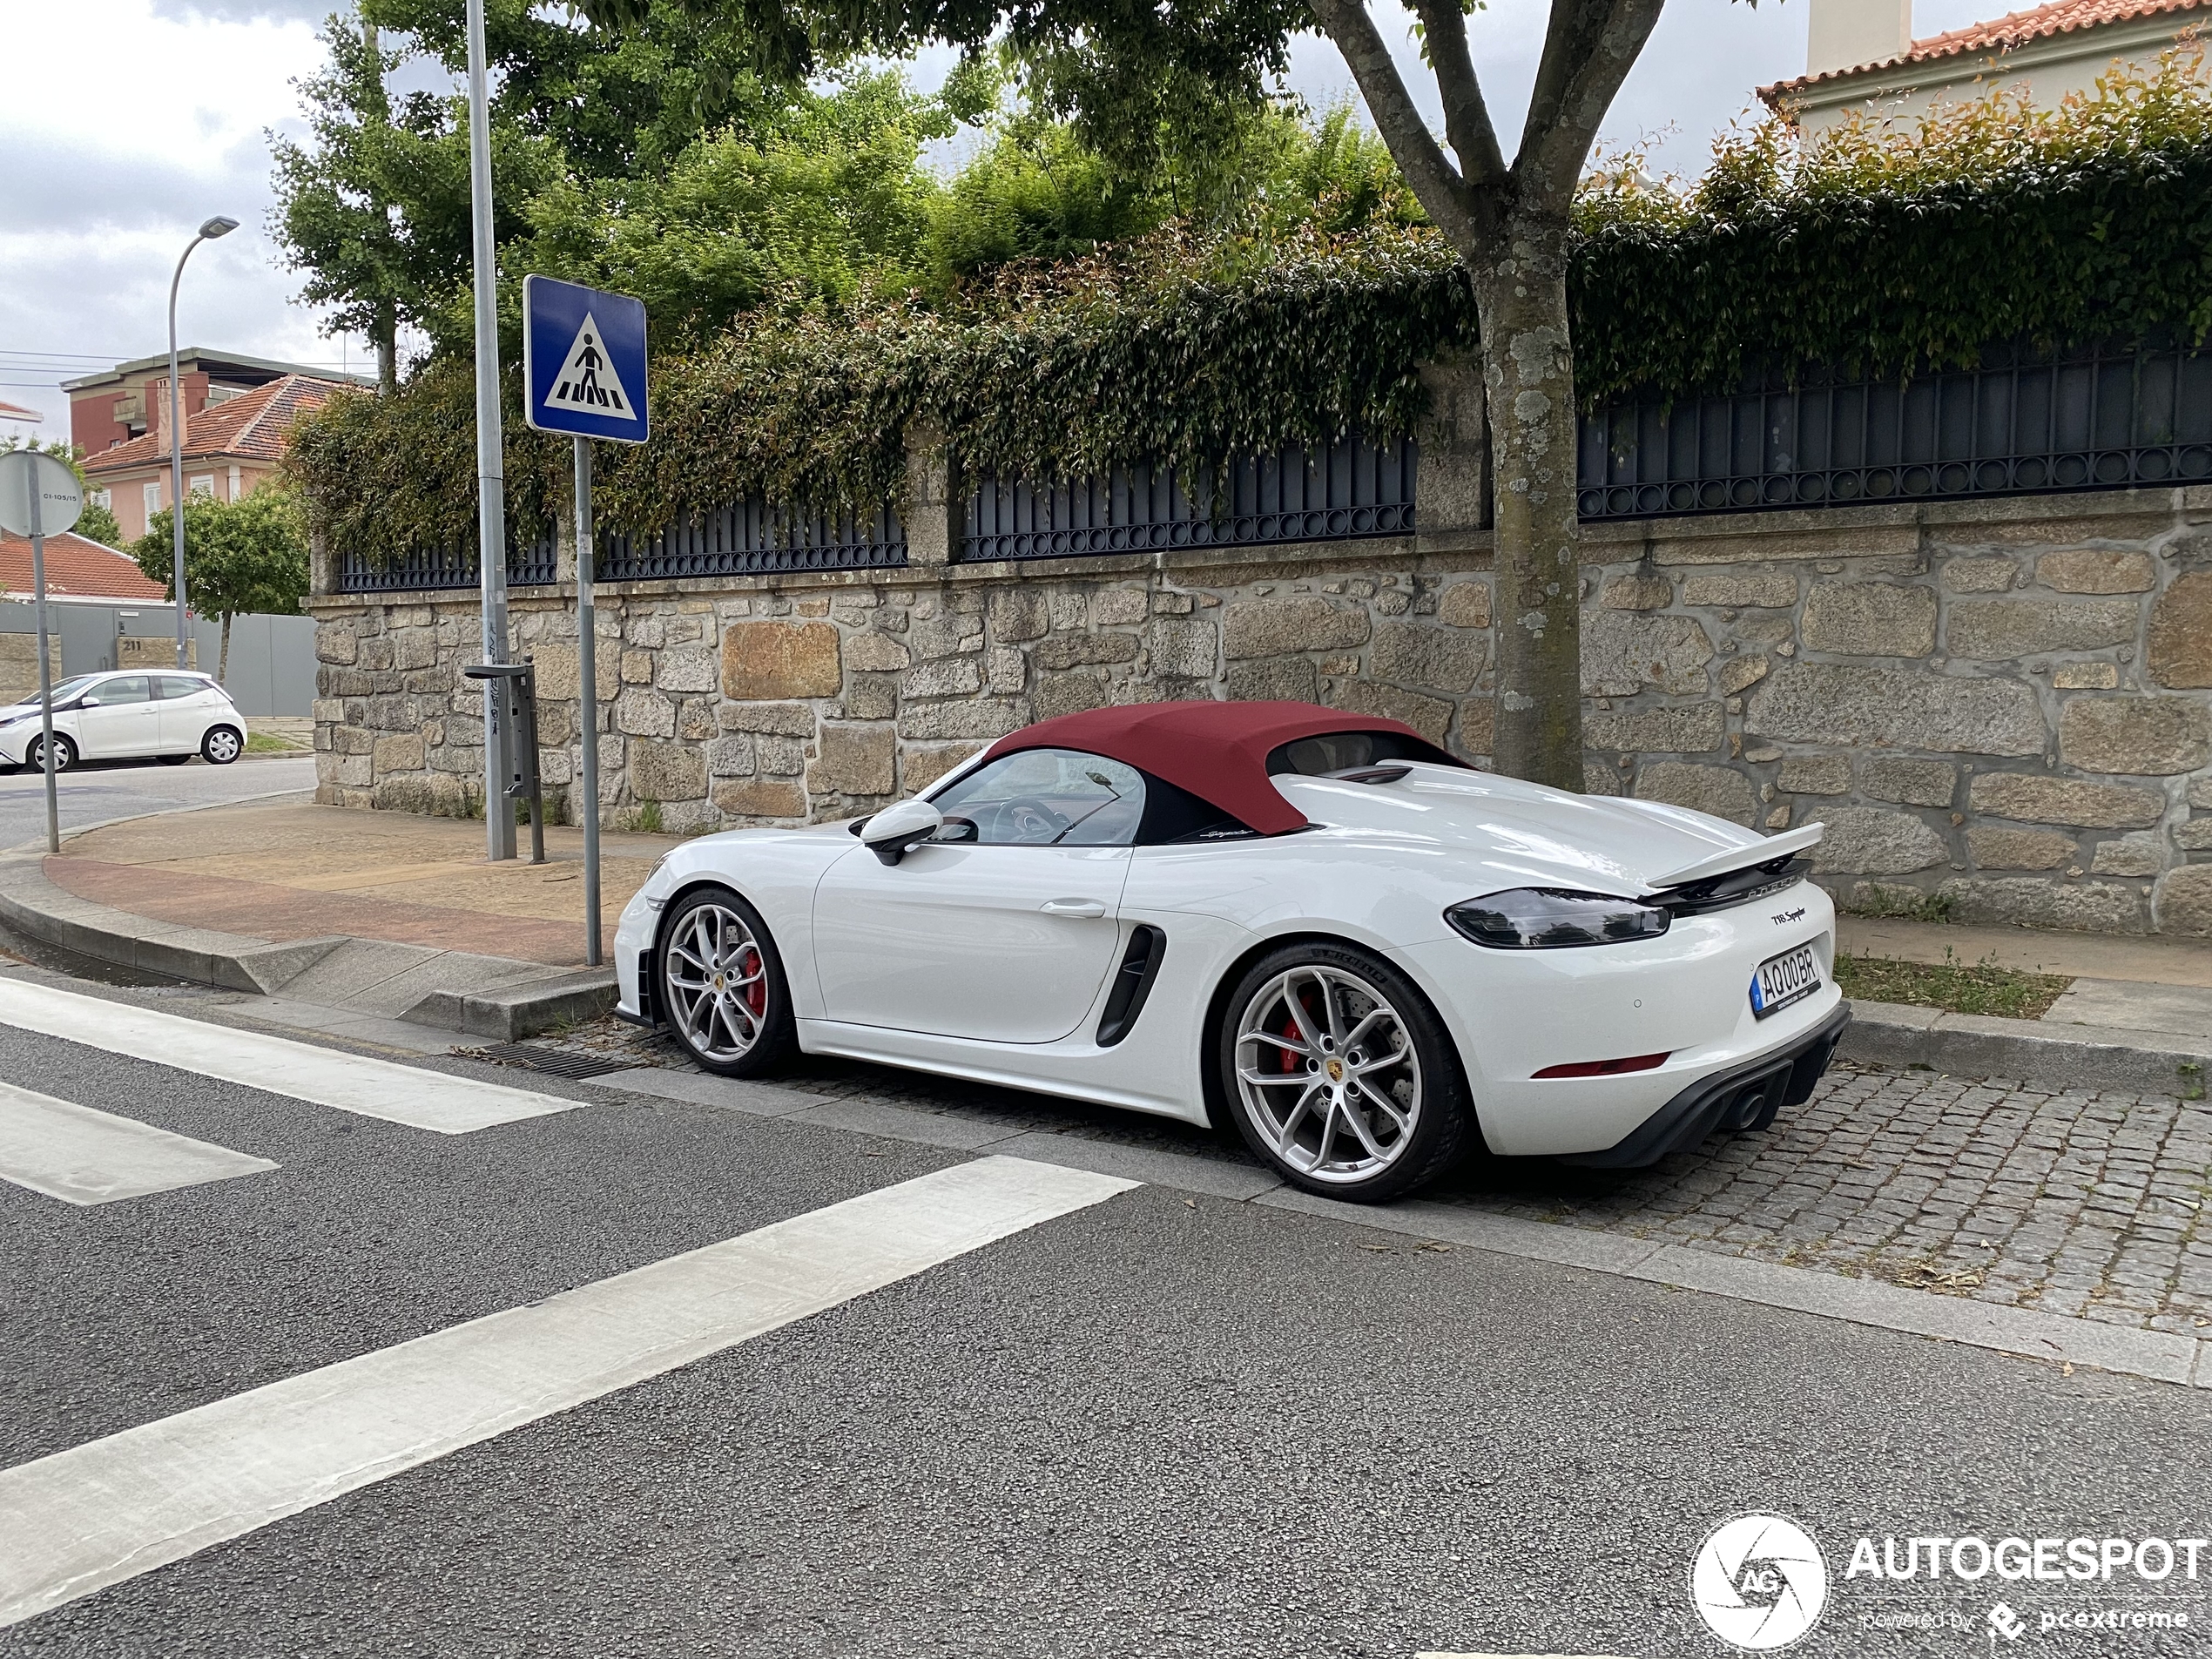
[741,947,766,1015]
[1280,986,1322,1074]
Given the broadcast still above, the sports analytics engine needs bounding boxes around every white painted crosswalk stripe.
[0,1155,1138,1629]
[0,978,577,1135]
[0,1082,277,1205]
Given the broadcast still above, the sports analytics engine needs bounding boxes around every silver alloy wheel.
[662,900,770,1062]
[1232,963,1423,1184]
[204,727,242,763]
[28,735,71,773]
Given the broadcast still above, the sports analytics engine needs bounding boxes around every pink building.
[79,374,355,544]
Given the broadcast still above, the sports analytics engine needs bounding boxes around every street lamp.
[167,214,238,671]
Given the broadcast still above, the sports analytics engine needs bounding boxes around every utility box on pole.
[462,661,545,866]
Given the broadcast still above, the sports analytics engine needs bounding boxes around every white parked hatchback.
[0,671,246,772]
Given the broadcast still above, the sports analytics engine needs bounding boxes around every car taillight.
[1532,1052,1669,1079]
[1446,888,1670,948]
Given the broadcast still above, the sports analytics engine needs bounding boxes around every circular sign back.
[0,450,85,537]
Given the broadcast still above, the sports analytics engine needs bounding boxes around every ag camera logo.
[1691,1514,1830,1650]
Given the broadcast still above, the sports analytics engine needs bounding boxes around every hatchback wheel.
[200,725,243,765]
[25,734,75,774]
[658,886,796,1077]
[1220,941,1472,1201]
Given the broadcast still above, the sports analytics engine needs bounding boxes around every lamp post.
[166,214,239,671]
[463,0,515,860]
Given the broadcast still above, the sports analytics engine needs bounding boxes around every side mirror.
[77,697,100,709]
[860,798,944,866]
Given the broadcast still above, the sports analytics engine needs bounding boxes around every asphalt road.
[0,968,2204,1659]
[0,753,314,850]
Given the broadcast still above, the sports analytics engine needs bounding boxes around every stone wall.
[116,636,197,672]
[307,482,2212,937]
[0,634,61,703]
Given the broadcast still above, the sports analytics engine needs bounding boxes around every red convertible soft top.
[979,700,1466,835]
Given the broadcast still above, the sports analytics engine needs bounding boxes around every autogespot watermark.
[1691,1514,1830,1650]
[1689,1516,2209,1651]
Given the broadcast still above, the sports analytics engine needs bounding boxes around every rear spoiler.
[1651,822,1824,890]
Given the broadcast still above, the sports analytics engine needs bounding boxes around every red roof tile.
[0,532,168,602]
[83,374,351,475]
[1764,0,2207,101]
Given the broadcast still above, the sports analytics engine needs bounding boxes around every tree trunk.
[365,19,400,396]
[218,612,233,685]
[1298,0,1657,793]
[373,300,398,395]
[1466,212,1584,791]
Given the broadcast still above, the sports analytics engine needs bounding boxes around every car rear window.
[1264,731,1432,776]
[155,677,210,700]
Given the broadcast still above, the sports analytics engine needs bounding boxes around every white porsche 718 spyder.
[614,700,1849,1202]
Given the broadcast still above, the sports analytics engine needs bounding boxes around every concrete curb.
[1254,1189,2211,1390]
[0,846,612,1041]
[1841,998,2212,1098]
[401,972,621,1042]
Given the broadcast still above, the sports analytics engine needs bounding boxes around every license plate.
[1750,944,1821,1019]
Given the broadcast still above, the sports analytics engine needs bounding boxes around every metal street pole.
[464,0,515,861]
[166,215,238,671]
[573,437,602,966]
[27,479,58,854]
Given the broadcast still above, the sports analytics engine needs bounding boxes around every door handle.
[1039,898,1108,919]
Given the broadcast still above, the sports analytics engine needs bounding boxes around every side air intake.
[1096,926,1167,1047]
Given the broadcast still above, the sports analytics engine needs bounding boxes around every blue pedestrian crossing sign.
[523,274,649,444]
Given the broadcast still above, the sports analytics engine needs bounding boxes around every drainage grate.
[477,1042,634,1080]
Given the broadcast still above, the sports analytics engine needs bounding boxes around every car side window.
[91,677,152,706]
[927,748,1145,847]
[155,677,207,700]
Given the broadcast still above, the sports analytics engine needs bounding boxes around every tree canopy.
[269,0,1420,374]
[131,492,312,682]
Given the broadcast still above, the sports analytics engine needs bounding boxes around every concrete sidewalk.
[44,798,678,968]
[1839,913,2212,1047]
[0,798,685,1041]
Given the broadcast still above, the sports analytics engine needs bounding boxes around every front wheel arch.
[648,873,772,987]
[651,880,797,1076]
[27,732,77,772]
[647,873,801,1030]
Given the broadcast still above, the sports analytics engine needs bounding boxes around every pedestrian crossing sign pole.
[0,448,83,855]
[524,275,649,968]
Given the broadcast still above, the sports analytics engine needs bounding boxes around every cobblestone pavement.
[560,1020,2212,1339]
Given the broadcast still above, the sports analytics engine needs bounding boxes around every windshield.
[2,675,98,710]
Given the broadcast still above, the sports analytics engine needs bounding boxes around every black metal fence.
[1578,336,2212,521]
[335,337,2212,590]
[959,435,1417,563]
[336,535,556,594]
[333,508,901,594]
[596,502,906,582]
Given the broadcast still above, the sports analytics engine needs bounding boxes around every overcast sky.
[2,0,1999,448]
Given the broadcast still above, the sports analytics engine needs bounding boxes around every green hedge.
[293,64,2212,563]
[1570,63,2212,407]
[295,227,1473,563]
